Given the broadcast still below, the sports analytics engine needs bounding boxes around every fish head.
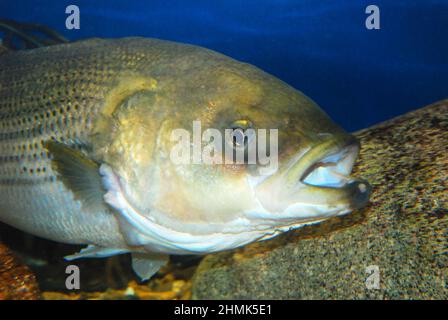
[99,47,371,254]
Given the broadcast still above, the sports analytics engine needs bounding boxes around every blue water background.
[1,0,447,131]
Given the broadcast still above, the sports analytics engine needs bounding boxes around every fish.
[0,37,371,280]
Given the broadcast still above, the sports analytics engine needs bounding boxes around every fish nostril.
[358,183,367,193]
[350,180,372,209]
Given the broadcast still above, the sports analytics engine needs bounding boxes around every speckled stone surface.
[0,242,40,300]
[192,100,448,300]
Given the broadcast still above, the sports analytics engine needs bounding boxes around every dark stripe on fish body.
[0,175,56,186]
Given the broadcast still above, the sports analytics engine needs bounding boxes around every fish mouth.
[300,142,360,187]
[253,135,371,222]
[288,136,371,210]
[251,135,371,217]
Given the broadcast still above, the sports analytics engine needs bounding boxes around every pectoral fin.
[131,252,169,281]
[45,141,106,213]
[65,245,129,260]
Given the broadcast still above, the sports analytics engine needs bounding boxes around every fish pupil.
[232,128,247,147]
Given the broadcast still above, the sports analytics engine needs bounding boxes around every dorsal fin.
[0,19,69,50]
[0,43,9,56]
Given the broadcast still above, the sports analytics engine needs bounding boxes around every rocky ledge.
[192,100,448,299]
[0,242,40,299]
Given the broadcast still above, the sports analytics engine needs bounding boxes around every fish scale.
[0,38,170,247]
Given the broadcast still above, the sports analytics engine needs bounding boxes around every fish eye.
[229,120,253,148]
[231,127,247,147]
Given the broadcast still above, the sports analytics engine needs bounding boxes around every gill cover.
[46,77,171,280]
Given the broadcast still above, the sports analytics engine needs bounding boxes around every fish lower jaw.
[245,201,352,223]
[242,205,353,242]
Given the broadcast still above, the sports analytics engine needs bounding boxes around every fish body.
[0,38,371,279]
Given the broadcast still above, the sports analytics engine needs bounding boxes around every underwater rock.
[0,242,40,299]
[192,100,448,299]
